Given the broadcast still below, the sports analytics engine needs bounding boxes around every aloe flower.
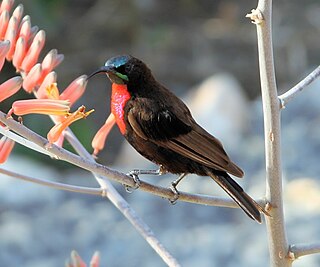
[10,99,71,116]
[20,30,45,72]
[36,71,57,99]
[0,0,91,163]
[23,63,42,92]
[59,75,88,106]
[39,49,64,83]
[0,135,14,164]
[0,76,22,102]
[47,106,94,144]
[5,4,23,60]
[12,35,26,69]
[0,39,9,70]
[42,82,60,100]
[36,75,87,105]
[0,0,15,16]
[92,113,116,156]
[66,251,100,267]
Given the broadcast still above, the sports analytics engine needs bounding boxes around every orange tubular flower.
[0,10,9,39]
[10,99,70,116]
[44,82,60,100]
[0,39,10,70]
[39,49,63,83]
[0,1,93,153]
[22,63,42,92]
[0,39,10,56]
[18,15,31,41]
[36,72,57,99]
[92,113,116,156]
[12,36,26,70]
[20,29,45,73]
[0,0,15,13]
[47,106,94,144]
[59,75,88,106]
[0,76,22,102]
[66,251,100,267]
[89,252,100,267]
[5,4,24,60]
[0,135,15,164]
[12,16,30,70]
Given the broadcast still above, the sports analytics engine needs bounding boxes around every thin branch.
[279,65,320,108]
[1,113,181,267]
[0,126,55,157]
[0,111,266,209]
[63,129,182,267]
[289,243,320,260]
[2,111,259,267]
[0,168,103,195]
[248,1,290,266]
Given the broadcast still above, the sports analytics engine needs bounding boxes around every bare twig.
[62,129,182,267]
[0,168,103,195]
[1,111,263,210]
[1,113,181,267]
[0,126,55,157]
[289,243,320,260]
[279,65,320,108]
[248,1,290,266]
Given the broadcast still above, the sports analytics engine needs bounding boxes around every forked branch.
[279,65,320,108]
[289,243,320,260]
[248,1,290,266]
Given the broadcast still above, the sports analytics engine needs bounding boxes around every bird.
[88,55,267,223]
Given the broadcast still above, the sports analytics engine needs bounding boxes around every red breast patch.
[111,83,131,134]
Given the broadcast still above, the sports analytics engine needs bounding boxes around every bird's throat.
[111,83,131,134]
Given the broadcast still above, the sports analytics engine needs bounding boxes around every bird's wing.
[127,106,243,177]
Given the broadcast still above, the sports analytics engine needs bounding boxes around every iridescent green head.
[88,55,133,84]
[88,54,153,91]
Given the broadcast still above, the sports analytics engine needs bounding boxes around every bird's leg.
[125,170,141,193]
[125,165,167,192]
[169,173,187,204]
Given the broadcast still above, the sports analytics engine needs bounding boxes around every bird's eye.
[125,64,132,73]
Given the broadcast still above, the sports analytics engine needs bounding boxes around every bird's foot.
[168,173,187,204]
[125,166,168,192]
[125,170,141,193]
[169,182,180,205]
[128,165,167,176]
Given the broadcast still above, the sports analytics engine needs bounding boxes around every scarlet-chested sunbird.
[88,55,267,223]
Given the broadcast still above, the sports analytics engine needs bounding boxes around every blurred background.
[1,0,320,266]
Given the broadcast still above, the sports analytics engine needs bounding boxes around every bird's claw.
[169,183,180,205]
[125,170,141,193]
[167,173,186,204]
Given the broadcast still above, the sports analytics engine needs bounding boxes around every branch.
[289,243,320,260]
[0,113,181,267]
[0,111,266,209]
[279,65,320,108]
[62,128,183,267]
[0,125,55,157]
[248,1,290,266]
[0,168,103,195]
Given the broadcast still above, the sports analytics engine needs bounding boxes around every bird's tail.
[205,168,268,223]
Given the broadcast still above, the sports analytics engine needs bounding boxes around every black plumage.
[90,55,267,223]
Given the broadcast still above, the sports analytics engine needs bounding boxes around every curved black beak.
[87,65,114,81]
